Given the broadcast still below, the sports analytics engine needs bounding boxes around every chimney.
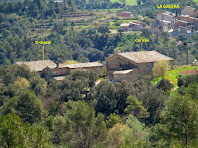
[56,61,59,68]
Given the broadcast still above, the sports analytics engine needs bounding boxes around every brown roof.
[177,15,198,22]
[106,51,173,64]
[59,62,103,69]
[16,60,56,72]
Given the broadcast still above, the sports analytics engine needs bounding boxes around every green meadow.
[151,66,198,88]
[111,0,137,5]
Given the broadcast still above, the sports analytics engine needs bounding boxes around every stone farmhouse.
[120,21,143,32]
[152,12,175,32]
[106,51,173,81]
[116,11,132,17]
[181,6,198,17]
[16,60,103,80]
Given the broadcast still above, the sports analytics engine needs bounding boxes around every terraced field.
[151,66,198,87]
[111,0,137,5]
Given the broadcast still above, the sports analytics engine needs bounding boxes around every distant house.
[152,20,172,32]
[16,60,57,74]
[129,21,143,31]
[120,23,131,32]
[156,12,175,24]
[152,12,175,32]
[52,62,104,80]
[16,60,104,80]
[116,11,132,17]
[120,21,143,32]
[176,15,198,30]
[181,6,198,17]
[106,51,173,81]
[173,20,188,28]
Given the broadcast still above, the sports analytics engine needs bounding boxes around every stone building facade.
[106,51,173,81]
[16,61,104,81]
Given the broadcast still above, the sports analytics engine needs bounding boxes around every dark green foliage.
[178,74,198,87]
[141,28,152,37]
[124,95,150,120]
[106,113,123,129]
[0,64,31,85]
[51,100,107,147]
[60,70,97,101]
[1,89,42,124]
[140,87,168,125]
[0,114,49,147]
[156,78,174,91]
[91,79,152,116]
[150,94,198,147]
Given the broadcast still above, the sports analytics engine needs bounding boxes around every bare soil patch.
[180,69,198,75]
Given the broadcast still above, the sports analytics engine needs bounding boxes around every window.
[53,71,56,74]
[97,68,100,71]
[62,70,65,73]
[48,71,50,75]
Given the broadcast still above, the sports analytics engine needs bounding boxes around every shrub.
[156,79,174,91]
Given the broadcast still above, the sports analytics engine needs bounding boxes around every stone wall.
[106,55,137,79]
[113,69,138,81]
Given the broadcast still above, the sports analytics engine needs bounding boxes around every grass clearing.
[111,0,137,5]
[151,66,198,87]
[193,0,198,3]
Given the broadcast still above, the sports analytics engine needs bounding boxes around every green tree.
[152,95,198,147]
[137,0,141,5]
[124,95,149,120]
[0,114,49,148]
[152,60,170,78]
[51,116,66,145]
[108,115,148,148]
[156,78,174,91]
[61,70,97,101]
[0,64,31,85]
[106,113,123,129]
[30,74,47,96]
[140,87,167,125]
[1,90,42,124]
[141,28,152,37]
[63,100,107,148]
[13,77,30,89]
[123,115,148,147]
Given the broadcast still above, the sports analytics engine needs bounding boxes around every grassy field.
[151,66,198,87]
[193,0,198,3]
[111,0,137,5]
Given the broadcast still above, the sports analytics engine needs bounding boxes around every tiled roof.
[107,51,173,64]
[16,60,56,72]
[59,62,103,69]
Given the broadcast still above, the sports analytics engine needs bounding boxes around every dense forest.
[0,65,198,147]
